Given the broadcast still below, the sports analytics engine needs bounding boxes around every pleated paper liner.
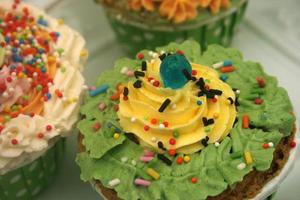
[102,0,248,55]
[0,138,65,200]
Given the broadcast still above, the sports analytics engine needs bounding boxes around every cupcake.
[95,0,248,55]
[76,40,297,200]
[0,0,86,198]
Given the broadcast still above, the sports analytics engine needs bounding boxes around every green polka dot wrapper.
[0,139,65,200]
[96,0,248,55]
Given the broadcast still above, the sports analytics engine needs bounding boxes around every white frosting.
[0,1,86,174]
[0,114,59,172]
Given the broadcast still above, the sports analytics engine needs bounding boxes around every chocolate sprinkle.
[157,154,172,166]
[158,98,171,113]
[157,141,166,150]
[159,53,166,61]
[227,97,234,105]
[123,87,129,96]
[201,136,209,147]
[134,71,145,78]
[196,78,205,90]
[141,61,147,71]
[133,80,142,88]
[202,117,214,126]
[182,69,192,80]
[191,76,197,82]
[235,97,240,106]
[210,89,223,96]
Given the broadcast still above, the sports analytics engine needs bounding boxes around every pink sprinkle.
[140,156,153,162]
[134,178,151,187]
[98,102,107,111]
[89,86,97,91]
[126,70,134,77]
[144,149,155,157]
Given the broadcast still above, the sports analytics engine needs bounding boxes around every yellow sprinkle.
[244,151,253,165]
[80,49,88,58]
[146,168,160,180]
[184,155,190,163]
[58,19,65,25]
[213,113,219,119]
[17,73,24,78]
[113,133,120,139]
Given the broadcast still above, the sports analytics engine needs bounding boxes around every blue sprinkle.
[223,60,232,67]
[107,122,122,133]
[41,67,47,73]
[197,100,202,105]
[5,37,10,43]
[12,54,23,63]
[37,19,49,27]
[12,47,18,53]
[89,84,109,97]
[38,49,44,54]
[220,75,228,82]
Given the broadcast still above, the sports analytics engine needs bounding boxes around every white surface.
[22,0,300,199]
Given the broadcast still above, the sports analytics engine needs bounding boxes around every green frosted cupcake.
[0,1,87,199]
[76,40,297,200]
[95,0,248,55]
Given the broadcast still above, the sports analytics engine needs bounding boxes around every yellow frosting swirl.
[118,58,236,154]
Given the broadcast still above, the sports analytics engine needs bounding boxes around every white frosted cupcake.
[0,0,87,198]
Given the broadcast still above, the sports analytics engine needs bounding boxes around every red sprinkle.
[176,156,183,165]
[46,125,52,131]
[262,143,269,149]
[254,98,263,105]
[0,125,4,133]
[163,121,169,127]
[37,133,44,139]
[176,50,184,55]
[212,97,218,103]
[11,139,18,145]
[123,96,128,101]
[191,177,198,184]
[150,119,157,125]
[29,112,35,117]
[137,53,144,60]
[144,125,150,131]
[169,138,176,145]
[93,122,101,131]
[256,77,266,88]
[192,70,197,76]
[168,149,176,156]
[220,66,235,73]
[290,141,296,148]
[113,105,119,112]
[153,80,160,87]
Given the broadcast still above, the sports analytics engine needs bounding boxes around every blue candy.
[160,54,192,89]
[223,60,233,67]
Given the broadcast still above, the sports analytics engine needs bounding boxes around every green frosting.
[76,41,295,200]
[0,33,5,66]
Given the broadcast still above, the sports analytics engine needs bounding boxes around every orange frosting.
[199,0,230,14]
[128,0,155,12]
[159,0,199,24]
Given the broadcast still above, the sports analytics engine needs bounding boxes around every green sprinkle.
[4,115,11,122]
[11,105,18,112]
[173,130,180,138]
[23,95,29,100]
[36,84,43,91]
[61,67,66,73]
[205,127,211,133]
[57,48,65,55]
[230,151,243,159]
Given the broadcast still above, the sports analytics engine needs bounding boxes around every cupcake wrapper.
[0,138,65,200]
[103,1,248,55]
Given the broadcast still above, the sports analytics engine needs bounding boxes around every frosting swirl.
[118,57,236,154]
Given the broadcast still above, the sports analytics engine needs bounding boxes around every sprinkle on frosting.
[158,98,171,113]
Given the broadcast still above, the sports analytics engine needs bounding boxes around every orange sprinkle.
[242,115,249,129]
[220,66,235,73]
